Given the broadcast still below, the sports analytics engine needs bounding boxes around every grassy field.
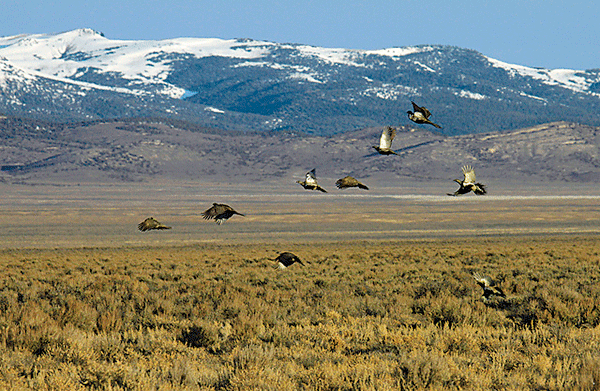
[1,237,600,390]
[1,183,600,389]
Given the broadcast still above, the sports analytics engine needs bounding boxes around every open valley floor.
[1,182,600,389]
[1,182,600,248]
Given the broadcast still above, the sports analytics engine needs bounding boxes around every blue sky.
[2,0,598,70]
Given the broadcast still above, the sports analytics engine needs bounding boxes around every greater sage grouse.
[335,176,369,190]
[138,217,172,232]
[472,272,506,303]
[276,252,305,269]
[201,203,245,224]
[407,101,442,129]
[296,168,327,193]
[448,165,486,196]
[372,126,397,155]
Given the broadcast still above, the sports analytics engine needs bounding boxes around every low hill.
[1,117,599,189]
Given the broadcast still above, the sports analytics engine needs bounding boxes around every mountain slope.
[1,29,600,135]
[1,117,599,187]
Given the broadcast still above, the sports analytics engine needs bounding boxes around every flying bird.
[296,169,327,193]
[448,165,486,196]
[335,176,369,190]
[275,252,305,269]
[138,217,172,232]
[407,101,442,129]
[372,126,397,155]
[202,203,244,224]
[472,272,506,302]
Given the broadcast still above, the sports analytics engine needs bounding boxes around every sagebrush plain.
[1,183,600,390]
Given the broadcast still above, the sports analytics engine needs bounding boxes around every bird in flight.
[335,176,369,190]
[372,126,397,155]
[201,203,245,224]
[472,271,506,302]
[448,165,486,196]
[275,252,305,269]
[138,217,172,232]
[296,168,327,193]
[407,101,442,129]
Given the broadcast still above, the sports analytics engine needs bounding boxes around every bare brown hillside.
[1,117,599,189]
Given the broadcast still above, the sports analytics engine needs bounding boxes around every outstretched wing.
[202,203,224,220]
[411,101,432,119]
[411,101,421,112]
[305,169,318,185]
[472,271,493,288]
[202,203,244,224]
[421,107,432,119]
[138,218,155,231]
[462,165,476,185]
[379,126,396,149]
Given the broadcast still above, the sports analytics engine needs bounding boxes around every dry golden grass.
[1,237,600,390]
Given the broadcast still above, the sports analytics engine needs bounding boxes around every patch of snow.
[293,45,434,68]
[519,91,548,103]
[456,90,486,100]
[361,84,418,100]
[293,45,368,68]
[204,106,225,114]
[231,61,271,68]
[486,56,595,95]
[264,118,283,128]
[412,61,436,73]
[366,46,434,58]
[288,72,323,83]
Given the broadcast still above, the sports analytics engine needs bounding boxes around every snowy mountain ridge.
[0,28,272,98]
[1,28,599,135]
[1,29,594,97]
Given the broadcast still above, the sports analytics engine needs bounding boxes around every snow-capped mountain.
[1,28,599,135]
